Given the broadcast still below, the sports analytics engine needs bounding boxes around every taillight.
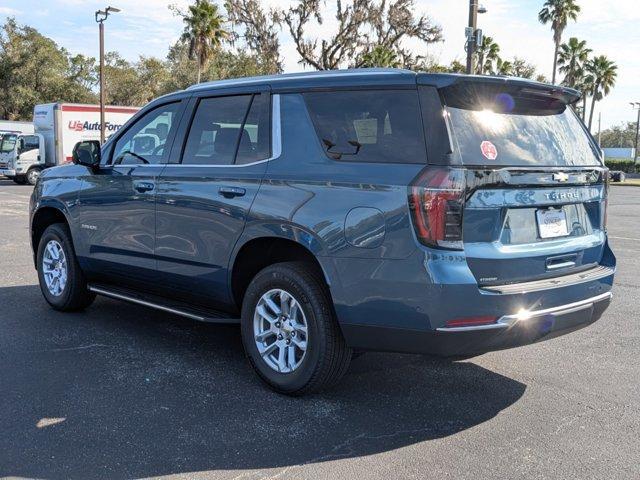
[408,167,466,250]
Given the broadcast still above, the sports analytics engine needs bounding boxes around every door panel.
[154,91,272,309]
[75,100,186,285]
[155,164,267,307]
[76,165,162,285]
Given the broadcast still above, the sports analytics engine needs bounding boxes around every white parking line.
[609,236,640,242]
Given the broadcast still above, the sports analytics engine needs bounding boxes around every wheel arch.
[229,232,335,311]
[31,202,72,267]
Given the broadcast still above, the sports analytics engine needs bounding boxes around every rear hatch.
[416,76,608,287]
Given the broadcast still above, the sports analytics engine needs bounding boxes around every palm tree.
[557,37,591,88]
[574,74,593,122]
[360,46,401,68]
[475,36,500,75]
[496,58,513,76]
[585,55,618,130]
[538,0,581,84]
[178,0,230,83]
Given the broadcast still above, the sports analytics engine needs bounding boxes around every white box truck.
[0,103,139,185]
[0,120,34,136]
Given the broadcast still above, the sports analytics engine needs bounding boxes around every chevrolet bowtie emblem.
[553,172,569,182]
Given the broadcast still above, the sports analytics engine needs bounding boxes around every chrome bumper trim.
[436,291,612,333]
[480,265,614,294]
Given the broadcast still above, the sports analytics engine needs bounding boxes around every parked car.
[30,69,615,395]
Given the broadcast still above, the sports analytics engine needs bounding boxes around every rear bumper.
[341,292,612,356]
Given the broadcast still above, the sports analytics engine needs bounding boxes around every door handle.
[219,186,246,198]
[133,181,155,193]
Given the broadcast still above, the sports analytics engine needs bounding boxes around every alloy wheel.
[253,288,309,373]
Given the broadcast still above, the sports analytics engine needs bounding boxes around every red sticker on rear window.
[480,141,498,160]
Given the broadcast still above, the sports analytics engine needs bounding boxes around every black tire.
[36,223,95,311]
[241,261,351,395]
[12,176,26,185]
[26,167,41,186]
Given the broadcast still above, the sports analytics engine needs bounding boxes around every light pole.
[95,6,120,145]
[631,102,640,164]
[465,1,488,74]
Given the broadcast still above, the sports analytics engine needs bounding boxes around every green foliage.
[585,55,618,130]
[360,46,401,68]
[0,18,96,120]
[173,0,231,83]
[538,0,581,83]
[604,159,640,173]
[600,122,638,149]
[557,37,590,88]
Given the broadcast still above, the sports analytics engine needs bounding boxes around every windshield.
[0,134,17,153]
[447,107,601,167]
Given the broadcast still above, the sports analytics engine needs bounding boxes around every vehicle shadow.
[0,285,526,479]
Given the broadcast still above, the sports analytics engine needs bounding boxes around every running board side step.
[88,284,240,324]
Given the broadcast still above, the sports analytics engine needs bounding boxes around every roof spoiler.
[417,74,581,115]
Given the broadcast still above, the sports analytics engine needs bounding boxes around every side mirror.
[72,141,101,169]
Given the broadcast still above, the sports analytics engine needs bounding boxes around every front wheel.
[12,176,26,185]
[26,167,41,185]
[36,223,95,311]
[241,261,351,395]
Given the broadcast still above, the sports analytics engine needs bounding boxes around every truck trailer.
[0,103,139,184]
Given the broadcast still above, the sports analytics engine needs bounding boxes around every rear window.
[447,106,601,167]
[303,90,427,164]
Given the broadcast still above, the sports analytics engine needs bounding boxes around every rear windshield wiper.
[322,138,362,159]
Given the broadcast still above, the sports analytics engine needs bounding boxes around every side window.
[236,93,271,165]
[21,135,40,153]
[112,102,180,165]
[303,90,427,164]
[181,94,270,166]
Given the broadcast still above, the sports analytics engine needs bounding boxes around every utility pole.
[598,112,602,147]
[95,6,120,144]
[465,1,478,74]
[632,102,640,164]
[465,1,487,74]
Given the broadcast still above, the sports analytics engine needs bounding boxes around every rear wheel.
[241,261,351,395]
[37,223,95,311]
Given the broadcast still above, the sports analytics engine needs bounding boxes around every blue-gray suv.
[30,69,615,395]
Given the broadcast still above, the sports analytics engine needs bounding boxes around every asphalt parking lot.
[0,178,638,480]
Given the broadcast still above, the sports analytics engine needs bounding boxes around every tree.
[538,0,580,84]
[163,38,276,92]
[599,122,637,148]
[0,18,96,120]
[279,0,442,70]
[360,45,401,68]
[496,58,513,76]
[225,0,282,73]
[585,55,617,131]
[474,36,500,75]
[174,0,231,84]
[557,37,591,88]
[511,57,537,79]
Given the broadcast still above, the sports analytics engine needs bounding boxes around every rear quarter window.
[303,90,427,164]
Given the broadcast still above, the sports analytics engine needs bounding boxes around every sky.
[1,0,638,129]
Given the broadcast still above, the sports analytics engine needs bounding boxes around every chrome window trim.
[109,94,282,169]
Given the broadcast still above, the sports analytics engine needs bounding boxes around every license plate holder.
[536,208,569,239]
